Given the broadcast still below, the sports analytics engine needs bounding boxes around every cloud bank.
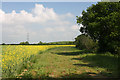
[1,4,81,44]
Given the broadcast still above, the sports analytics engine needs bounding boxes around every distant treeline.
[1,41,75,45]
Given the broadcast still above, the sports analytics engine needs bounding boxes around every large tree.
[77,2,120,53]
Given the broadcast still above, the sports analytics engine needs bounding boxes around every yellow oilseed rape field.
[1,45,75,78]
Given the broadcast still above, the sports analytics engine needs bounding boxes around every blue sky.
[1,2,98,44]
[2,2,97,16]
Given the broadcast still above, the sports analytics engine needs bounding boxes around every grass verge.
[18,46,119,79]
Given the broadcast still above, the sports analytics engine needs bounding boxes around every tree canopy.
[77,2,120,53]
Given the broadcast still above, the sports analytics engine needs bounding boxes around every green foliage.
[75,34,97,51]
[101,0,120,2]
[2,43,6,45]
[76,2,120,53]
[20,41,29,45]
[116,47,120,55]
[48,41,74,45]
[25,41,29,44]
[38,41,43,45]
[33,41,74,45]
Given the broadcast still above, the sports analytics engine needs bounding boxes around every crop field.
[1,45,119,79]
[1,45,74,78]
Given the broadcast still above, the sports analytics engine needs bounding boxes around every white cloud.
[32,4,58,21]
[45,27,53,33]
[66,13,74,17]
[0,9,5,23]
[1,4,80,44]
[80,14,83,17]
[71,25,79,31]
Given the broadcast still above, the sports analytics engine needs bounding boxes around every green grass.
[17,46,119,79]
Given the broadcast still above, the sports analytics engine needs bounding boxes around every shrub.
[2,43,6,45]
[75,34,97,51]
[19,41,29,45]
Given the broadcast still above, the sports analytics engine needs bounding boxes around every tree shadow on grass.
[20,56,119,79]
[55,51,82,56]
[72,54,120,78]
[20,71,119,80]
[59,71,120,79]
[73,63,94,67]
[53,50,89,56]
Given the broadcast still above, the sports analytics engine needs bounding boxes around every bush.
[38,41,43,45]
[2,43,6,45]
[20,41,29,45]
[75,34,97,51]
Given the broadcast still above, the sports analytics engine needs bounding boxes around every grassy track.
[17,46,119,79]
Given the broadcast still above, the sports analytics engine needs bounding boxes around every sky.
[0,2,98,44]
